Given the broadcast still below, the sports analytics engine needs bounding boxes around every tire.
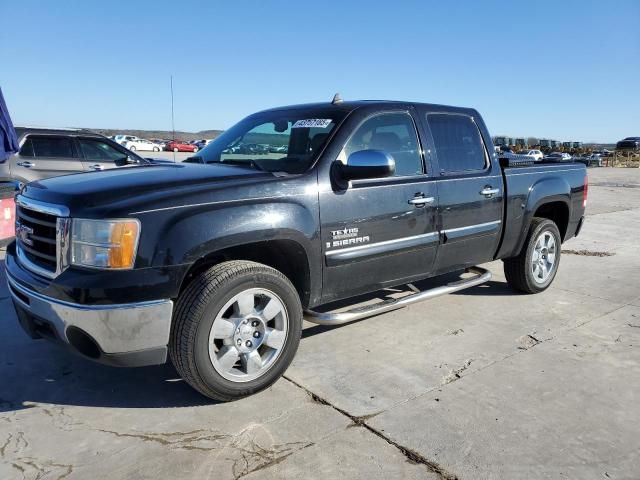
[503,217,562,294]
[130,146,136,151]
[153,147,160,152]
[193,147,199,153]
[173,147,179,152]
[170,260,302,401]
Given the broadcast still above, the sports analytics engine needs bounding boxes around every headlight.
[71,219,141,269]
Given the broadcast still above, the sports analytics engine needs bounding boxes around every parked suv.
[0,128,149,185]
[616,137,640,151]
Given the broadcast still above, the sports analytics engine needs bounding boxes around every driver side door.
[318,109,439,303]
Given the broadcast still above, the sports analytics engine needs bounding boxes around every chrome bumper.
[6,272,173,367]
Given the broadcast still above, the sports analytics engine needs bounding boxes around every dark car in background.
[616,137,640,151]
[543,152,572,162]
[0,128,150,185]
[575,153,602,167]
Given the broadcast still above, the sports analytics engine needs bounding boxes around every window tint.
[427,114,487,172]
[342,112,423,176]
[27,136,76,158]
[78,138,126,161]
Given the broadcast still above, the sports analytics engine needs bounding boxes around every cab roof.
[256,100,478,117]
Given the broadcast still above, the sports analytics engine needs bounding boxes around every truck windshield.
[189,109,346,174]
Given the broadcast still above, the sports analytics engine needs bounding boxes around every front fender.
[148,202,318,267]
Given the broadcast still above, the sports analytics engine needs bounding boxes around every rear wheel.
[503,217,561,294]
[153,147,160,152]
[130,146,136,151]
[170,260,302,401]
[193,147,199,152]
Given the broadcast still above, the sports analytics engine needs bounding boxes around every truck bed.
[496,161,587,260]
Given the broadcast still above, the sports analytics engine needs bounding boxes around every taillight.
[583,175,588,208]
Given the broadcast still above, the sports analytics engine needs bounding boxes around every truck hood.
[20,162,272,212]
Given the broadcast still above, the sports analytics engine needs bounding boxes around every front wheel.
[170,260,302,401]
[503,217,561,294]
[193,147,199,152]
[130,146,136,151]
[173,147,179,152]
[153,147,160,152]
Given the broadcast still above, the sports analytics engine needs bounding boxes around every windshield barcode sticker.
[292,119,332,128]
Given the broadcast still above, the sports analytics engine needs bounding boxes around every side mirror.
[338,150,395,181]
[115,155,136,167]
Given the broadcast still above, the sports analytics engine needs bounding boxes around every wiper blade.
[218,159,266,171]
[184,156,204,163]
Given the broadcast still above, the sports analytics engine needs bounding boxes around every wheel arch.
[178,238,313,308]
[514,176,572,255]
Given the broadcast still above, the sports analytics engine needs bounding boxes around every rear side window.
[427,114,487,173]
[21,135,76,158]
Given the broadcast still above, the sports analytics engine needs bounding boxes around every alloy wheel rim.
[531,231,556,283]
[208,288,288,382]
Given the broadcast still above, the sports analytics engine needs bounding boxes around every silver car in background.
[0,127,149,185]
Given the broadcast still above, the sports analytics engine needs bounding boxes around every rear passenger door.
[77,137,131,172]
[422,111,503,273]
[13,135,84,183]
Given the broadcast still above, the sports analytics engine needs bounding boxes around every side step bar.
[304,267,491,326]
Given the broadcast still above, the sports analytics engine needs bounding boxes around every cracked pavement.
[1,167,639,479]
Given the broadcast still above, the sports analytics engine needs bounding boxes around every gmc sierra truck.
[5,99,587,401]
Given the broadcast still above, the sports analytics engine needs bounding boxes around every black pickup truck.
[5,100,587,401]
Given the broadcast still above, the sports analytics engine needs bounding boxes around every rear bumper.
[6,271,173,367]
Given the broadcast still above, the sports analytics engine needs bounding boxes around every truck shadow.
[0,257,214,412]
[0,257,515,412]
[302,270,518,339]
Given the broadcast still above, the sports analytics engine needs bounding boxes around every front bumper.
[6,271,173,367]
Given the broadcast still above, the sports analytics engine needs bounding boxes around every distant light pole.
[170,75,175,163]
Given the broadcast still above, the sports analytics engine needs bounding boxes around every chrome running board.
[304,266,491,326]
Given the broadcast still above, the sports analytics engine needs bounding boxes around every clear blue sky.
[1,0,638,142]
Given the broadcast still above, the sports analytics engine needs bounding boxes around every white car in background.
[113,134,140,145]
[123,139,162,152]
[520,149,544,161]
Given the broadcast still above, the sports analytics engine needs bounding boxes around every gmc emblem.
[15,221,34,247]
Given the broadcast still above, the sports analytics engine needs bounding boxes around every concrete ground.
[1,167,638,479]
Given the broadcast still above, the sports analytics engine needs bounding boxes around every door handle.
[88,164,104,171]
[480,187,500,197]
[16,161,35,168]
[408,196,435,206]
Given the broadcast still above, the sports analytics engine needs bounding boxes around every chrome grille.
[15,196,70,278]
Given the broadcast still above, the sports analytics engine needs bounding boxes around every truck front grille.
[15,196,70,278]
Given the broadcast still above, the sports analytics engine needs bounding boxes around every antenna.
[170,75,176,163]
[331,93,343,104]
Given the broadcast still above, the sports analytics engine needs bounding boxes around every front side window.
[193,109,347,174]
[340,112,423,177]
[23,135,76,158]
[78,138,127,161]
[427,114,487,173]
